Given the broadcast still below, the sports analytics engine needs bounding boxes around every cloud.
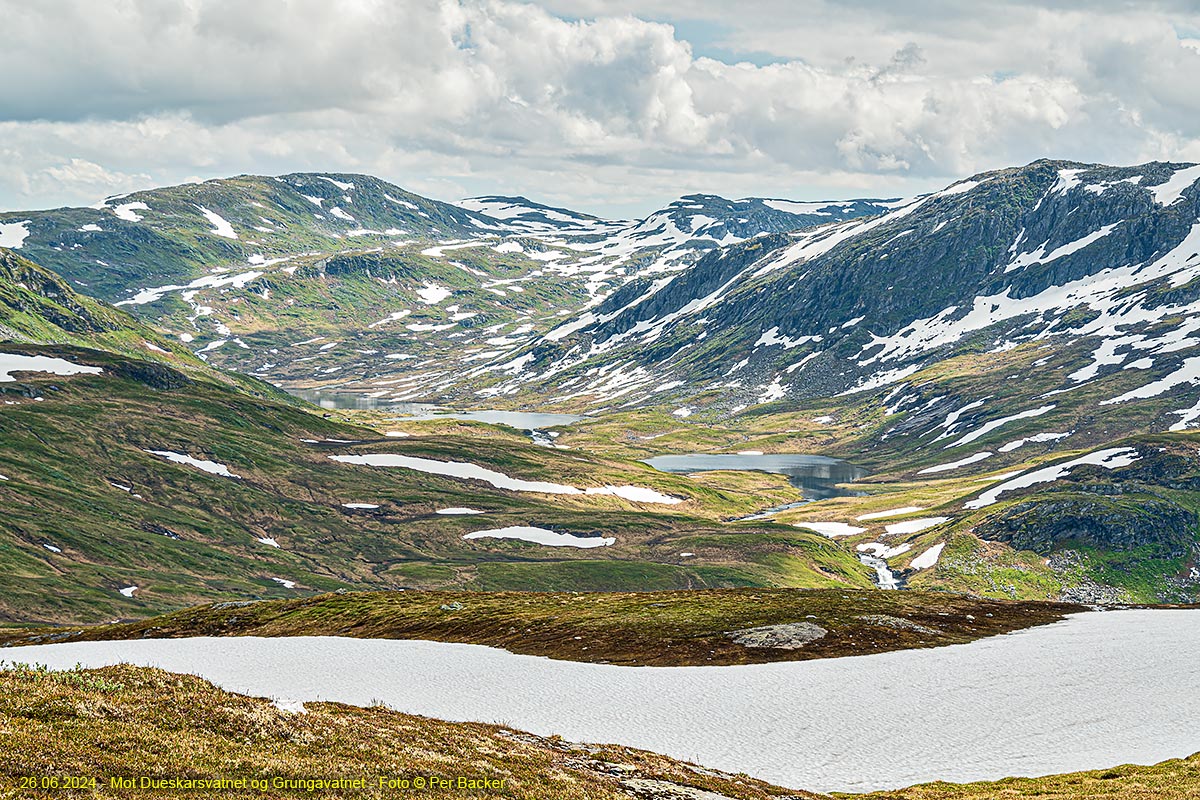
[0,0,1198,216]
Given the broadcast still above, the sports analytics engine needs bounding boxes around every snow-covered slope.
[479,160,1200,428]
[455,196,622,235]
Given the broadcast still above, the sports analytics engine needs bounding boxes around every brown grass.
[0,588,1082,666]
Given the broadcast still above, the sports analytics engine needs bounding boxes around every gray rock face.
[728,622,827,649]
[1049,550,1134,605]
[976,493,1194,557]
[621,778,739,800]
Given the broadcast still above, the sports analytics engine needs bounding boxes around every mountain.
[0,172,507,302]
[620,193,903,247]
[432,158,1200,604]
[455,195,622,234]
[0,176,894,392]
[494,160,1200,409]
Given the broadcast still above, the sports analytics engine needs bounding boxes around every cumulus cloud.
[1,0,1198,216]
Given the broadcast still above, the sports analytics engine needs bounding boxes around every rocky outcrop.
[855,614,942,635]
[0,250,119,334]
[728,622,827,649]
[976,493,1195,557]
[108,359,192,390]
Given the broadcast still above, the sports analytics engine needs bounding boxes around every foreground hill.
[1,662,1197,799]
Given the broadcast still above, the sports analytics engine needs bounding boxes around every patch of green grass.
[851,754,1200,799]
[0,344,889,623]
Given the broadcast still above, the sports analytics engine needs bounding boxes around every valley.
[4,158,1200,797]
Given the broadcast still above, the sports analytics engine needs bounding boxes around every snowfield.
[7,610,1199,793]
[197,206,238,239]
[0,354,103,382]
[0,220,32,248]
[462,526,615,548]
[329,453,680,503]
[793,521,866,537]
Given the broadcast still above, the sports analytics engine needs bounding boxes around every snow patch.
[965,447,1140,509]
[0,220,32,248]
[197,206,238,239]
[463,526,615,548]
[909,543,946,570]
[885,517,950,536]
[918,452,995,474]
[0,354,103,382]
[112,202,148,221]
[145,450,240,479]
[794,521,867,537]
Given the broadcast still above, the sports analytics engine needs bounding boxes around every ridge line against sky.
[2,0,1199,218]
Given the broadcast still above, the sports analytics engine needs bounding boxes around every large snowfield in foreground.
[5,609,1198,793]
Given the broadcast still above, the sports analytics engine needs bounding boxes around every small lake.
[291,391,584,429]
[642,453,866,499]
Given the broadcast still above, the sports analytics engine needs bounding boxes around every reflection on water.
[289,390,585,430]
[642,453,867,500]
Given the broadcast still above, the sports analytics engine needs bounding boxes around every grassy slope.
[523,337,1200,604]
[0,589,1081,666]
[0,341,883,623]
[0,663,1196,799]
[849,757,1200,799]
[134,244,590,390]
[3,173,489,300]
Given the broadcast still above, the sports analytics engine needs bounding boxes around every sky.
[3,0,1200,218]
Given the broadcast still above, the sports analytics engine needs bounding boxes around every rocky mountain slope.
[0,176,895,391]
[0,173,502,301]
[496,160,1200,408]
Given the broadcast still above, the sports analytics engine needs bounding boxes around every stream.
[858,553,901,589]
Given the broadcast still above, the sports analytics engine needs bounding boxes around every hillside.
[1,662,1198,799]
[492,159,1200,408]
[0,173,502,301]
[0,249,895,621]
[5,160,1200,611]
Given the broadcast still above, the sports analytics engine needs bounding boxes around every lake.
[642,453,866,499]
[5,610,1197,793]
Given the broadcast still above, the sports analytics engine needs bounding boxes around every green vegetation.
[0,340,888,623]
[851,756,1200,799]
